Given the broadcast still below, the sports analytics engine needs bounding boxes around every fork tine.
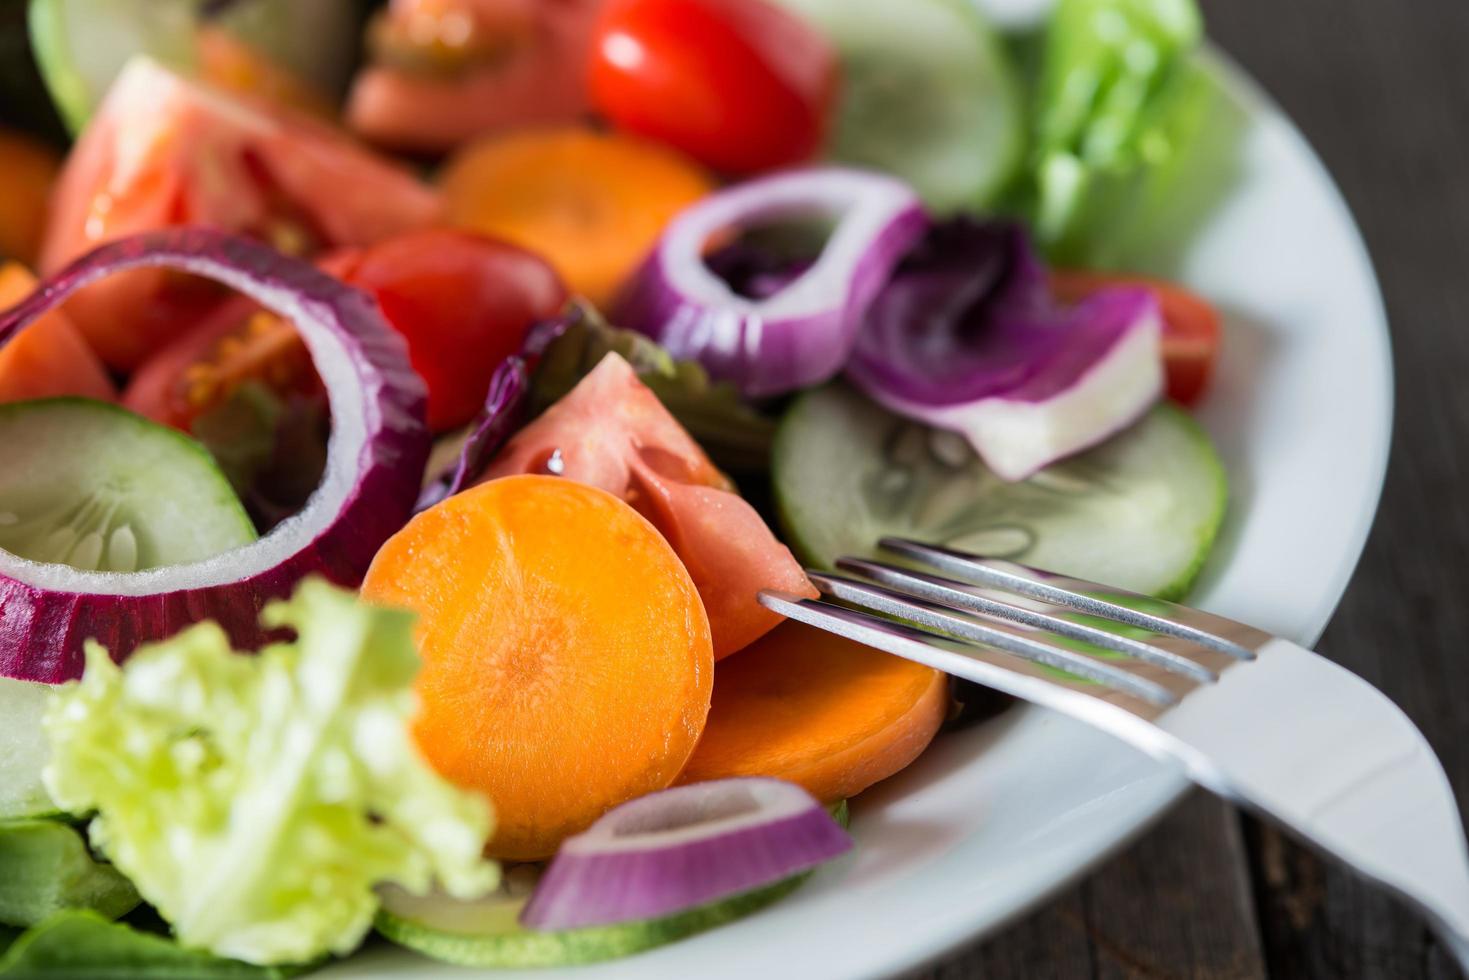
[805,573,1182,706]
[835,556,1220,684]
[879,538,1264,660]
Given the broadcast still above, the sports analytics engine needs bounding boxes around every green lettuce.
[1023,0,1239,268]
[0,820,138,927]
[42,580,499,966]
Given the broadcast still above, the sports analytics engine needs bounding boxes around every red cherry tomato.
[335,229,568,431]
[588,0,837,175]
[1051,270,1222,407]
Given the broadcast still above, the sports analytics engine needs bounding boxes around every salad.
[0,0,1234,973]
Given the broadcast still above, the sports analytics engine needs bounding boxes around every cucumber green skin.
[773,387,1228,602]
[376,876,810,969]
[376,801,852,969]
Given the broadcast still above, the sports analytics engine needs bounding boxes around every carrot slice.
[362,474,713,860]
[0,131,60,266]
[439,126,714,307]
[678,622,948,802]
[0,264,115,405]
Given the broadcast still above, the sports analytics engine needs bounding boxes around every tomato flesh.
[1052,270,1222,407]
[588,0,837,174]
[480,353,815,658]
[334,230,568,432]
[41,59,440,370]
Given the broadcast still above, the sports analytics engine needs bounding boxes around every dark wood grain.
[928,0,1469,976]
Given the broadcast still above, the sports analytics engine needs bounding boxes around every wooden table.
[922,0,1469,976]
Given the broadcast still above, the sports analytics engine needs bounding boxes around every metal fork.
[760,538,1469,969]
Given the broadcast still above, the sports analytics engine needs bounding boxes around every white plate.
[327,22,1392,980]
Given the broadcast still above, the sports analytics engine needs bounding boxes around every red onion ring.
[616,168,927,398]
[0,228,429,683]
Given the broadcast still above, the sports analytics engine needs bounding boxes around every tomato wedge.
[0,132,60,267]
[588,0,837,174]
[480,352,815,658]
[1052,270,1222,407]
[41,58,440,370]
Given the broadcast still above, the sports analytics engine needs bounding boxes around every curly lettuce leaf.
[1024,0,1238,267]
[0,821,139,927]
[42,580,498,966]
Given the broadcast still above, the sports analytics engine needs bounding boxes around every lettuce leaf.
[0,820,139,927]
[0,911,303,978]
[1023,0,1240,268]
[42,580,498,966]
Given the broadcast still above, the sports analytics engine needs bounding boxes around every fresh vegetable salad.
[0,0,1233,972]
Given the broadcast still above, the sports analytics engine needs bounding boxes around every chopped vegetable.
[774,386,1227,599]
[617,167,927,397]
[846,218,1162,480]
[523,777,851,930]
[0,264,113,406]
[0,398,256,577]
[529,303,778,474]
[331,229,568,432]
[1052,269,1222,405]
[122,299,316,432]
[28,0,357,133]
[588,0,837,174]
[376,856,819,967]
[770,0,1023,211]
[440,126,714,308]
[348,0,603,153]
[0,678,57,819]
[678,623,948,801]
[0,821,139,927]
[0,910,302,978]
[1024,0,1214,264]
[0,228,428,682]
[362,475,714,861]
[0,132,60,265]
[477,354,815,658]
[40,58,440,369]
[43,579,498,965]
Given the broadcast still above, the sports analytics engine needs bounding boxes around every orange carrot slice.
[678,622,948,802]
[439,126,714,307]
[362,474,714,860]
[0,264,115,405]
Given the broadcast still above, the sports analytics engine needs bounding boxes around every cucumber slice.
[0,399,256,573]
[29,0,357,132]
[379,801,851,968]
[0,677,58,819]
[772,0,1024,212]
[773,385,1226,600]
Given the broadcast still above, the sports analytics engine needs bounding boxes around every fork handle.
[1155,639,1469,966]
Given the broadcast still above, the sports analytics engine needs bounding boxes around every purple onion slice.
[616,168,928,398]
[520,778,852,931]
[0,228,429,683]
[847,219,1163,481]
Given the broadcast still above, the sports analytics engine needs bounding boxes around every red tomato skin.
[1052,270,1222,407]
[588,0,837,174]
[341,230,568,431]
